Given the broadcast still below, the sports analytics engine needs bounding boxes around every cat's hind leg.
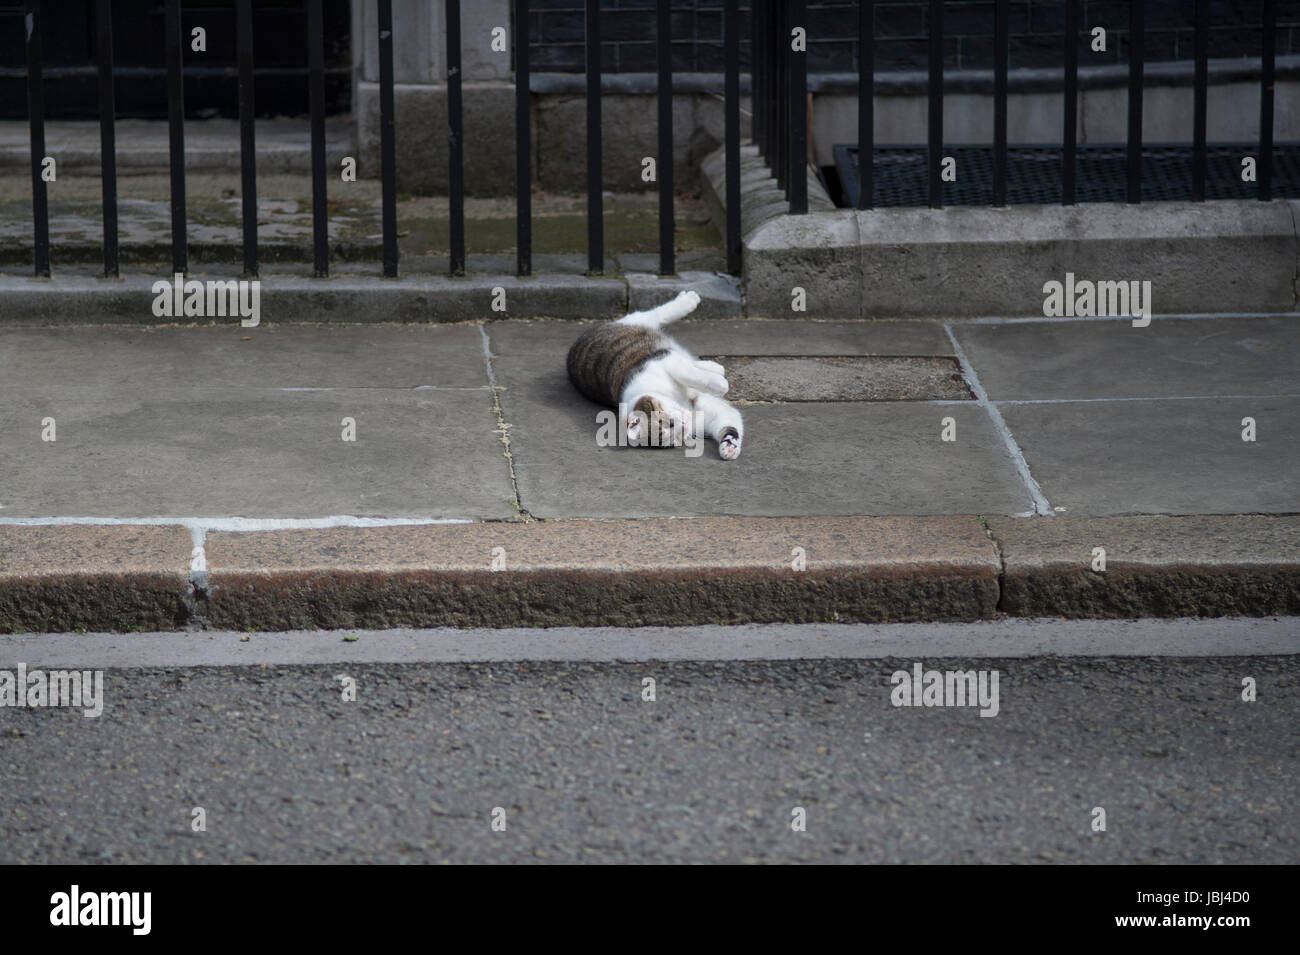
[693,392,744,460]
[664,353,729,397]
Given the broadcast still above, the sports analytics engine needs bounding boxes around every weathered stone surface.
[203,516,1000,628]
[0,525,192,633]
[744,210,862,319]
[354,82,517,196]
[854,201,1298,318]
[989,515,1300,618]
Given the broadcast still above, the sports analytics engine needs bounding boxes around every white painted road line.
[2,617,1296,667]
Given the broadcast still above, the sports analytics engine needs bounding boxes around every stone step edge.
[1,514,1296,633]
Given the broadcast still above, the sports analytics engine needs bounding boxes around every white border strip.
[0,516,476,580]
[3,618,1295,666]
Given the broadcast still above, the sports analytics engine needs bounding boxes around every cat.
[566,290,744,460]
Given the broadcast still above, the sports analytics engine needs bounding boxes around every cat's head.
[626,394,693,448]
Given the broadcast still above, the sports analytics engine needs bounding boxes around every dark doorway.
[0,0,351,119]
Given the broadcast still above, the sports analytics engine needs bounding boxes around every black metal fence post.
[724,0,741,273]
[95,0,118,277]
[657,0,674,275]
[1125,0,1144,204]
[308,0,329,276]
[448,0,465,275]
[586,0,603,274]
[516,0,532,277]
[24,0,49,277]
[378,0,398,276]
[1192,0,1208,202]
[165,0,186,275]
[992,0,1007,207]
[1062,0,1078,205]
[858,0,874,210]
[236,0,258,277]
[777,0,787,195]
[927,0,943,209]
[753,0,765,155]
[1260,0,1277,201]
[789,0,807,214]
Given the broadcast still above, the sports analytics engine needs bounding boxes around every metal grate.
[835,143,1300,208]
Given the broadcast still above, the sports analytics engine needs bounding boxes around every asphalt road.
[2,635,1296,864]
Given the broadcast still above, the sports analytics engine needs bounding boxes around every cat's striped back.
[566,323,670,407]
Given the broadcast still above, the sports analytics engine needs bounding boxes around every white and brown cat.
[566,290,744,459]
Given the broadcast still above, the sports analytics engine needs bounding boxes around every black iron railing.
[19,2,1283,283]
[756,0,1282,213]
[17,0,747,281]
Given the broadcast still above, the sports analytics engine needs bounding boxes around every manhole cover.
[705,355,973,402]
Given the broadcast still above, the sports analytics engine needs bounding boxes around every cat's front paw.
[718,430,742,460]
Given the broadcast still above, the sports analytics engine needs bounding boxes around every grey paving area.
[951,317,1300,515]
[488,322,1029,518]
[1000,397,1298,515]
[952,317,1300,400]
[0,325,516,519]
[0,652,1294,863]
[0,314,1294,519]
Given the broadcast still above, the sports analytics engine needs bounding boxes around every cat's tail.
[615,290,701,329]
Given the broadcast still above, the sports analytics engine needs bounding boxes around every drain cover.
[834,142,1300,207]
[705,355,973,402]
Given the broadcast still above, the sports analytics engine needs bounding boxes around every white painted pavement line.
[943,323,1053,517]
[991,394,1300,404]
[2,618,1296,667]
[478,323,499,388]
[0,515,478,584]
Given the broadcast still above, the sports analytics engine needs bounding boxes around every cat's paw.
[718,431,742,460]
[679,290,702,310]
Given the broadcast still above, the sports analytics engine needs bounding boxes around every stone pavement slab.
[952,316,1300,400]
[486,322,1031,518]
[1000,397,1299,515]
[0,322,515,518]
[0,388,515,519]
[0,324,491,391]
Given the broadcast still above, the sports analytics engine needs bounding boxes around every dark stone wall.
[530,0,1300,74]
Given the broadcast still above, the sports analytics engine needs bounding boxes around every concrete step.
[0,118,353,176]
